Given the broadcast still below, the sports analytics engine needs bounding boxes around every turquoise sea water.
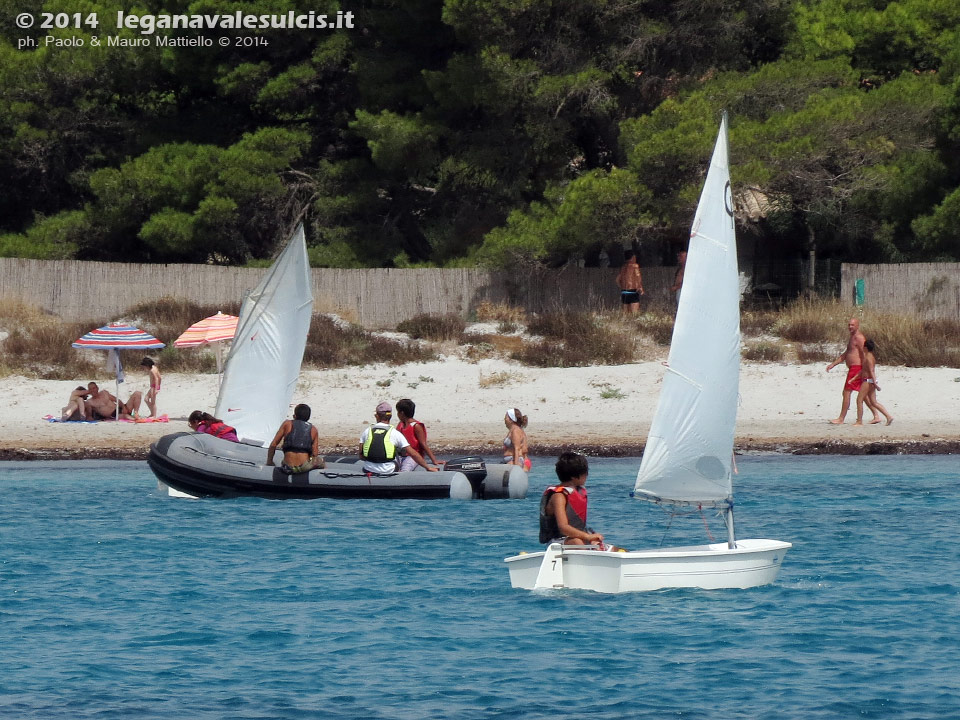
[1,455,958,719]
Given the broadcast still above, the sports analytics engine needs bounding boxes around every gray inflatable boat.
[148,432,528,500]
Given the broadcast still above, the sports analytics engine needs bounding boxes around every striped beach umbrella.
[173,311,239,383]
[72,323,165,418]
[173,311,238,347]
[73,323,166,350]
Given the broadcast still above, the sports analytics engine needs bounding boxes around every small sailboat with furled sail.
[505,113,790,592]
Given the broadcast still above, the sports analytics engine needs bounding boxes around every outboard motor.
[444,456,487,498]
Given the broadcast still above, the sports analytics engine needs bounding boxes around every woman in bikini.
[503,407,531,471]
[854,338,893,426]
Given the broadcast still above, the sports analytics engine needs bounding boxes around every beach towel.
[126,414,169,423]
[44,415,99,424]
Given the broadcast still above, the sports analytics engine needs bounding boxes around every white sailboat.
[505,113,791,592]
[214,223,314,445]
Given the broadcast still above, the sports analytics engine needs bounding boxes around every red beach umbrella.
[173,311,239,384]
[72,323,165,418]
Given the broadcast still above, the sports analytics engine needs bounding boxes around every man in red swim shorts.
[825,317,866,424]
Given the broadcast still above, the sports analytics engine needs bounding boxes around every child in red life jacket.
[188,410,239,442]
[539,452,605,547]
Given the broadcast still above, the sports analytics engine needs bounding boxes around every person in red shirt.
[395,398,442,471]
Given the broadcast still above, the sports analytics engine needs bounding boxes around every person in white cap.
[503,407,531,471]
[359,401,437,474]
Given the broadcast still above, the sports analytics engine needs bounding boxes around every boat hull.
[504,539,792,593]
[148,432,527,500]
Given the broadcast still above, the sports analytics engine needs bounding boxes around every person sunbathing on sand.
[61,386,90,421]
[85,381,142,420]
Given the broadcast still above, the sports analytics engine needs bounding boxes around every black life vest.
[283,419,313,453]
[362,425,397,462]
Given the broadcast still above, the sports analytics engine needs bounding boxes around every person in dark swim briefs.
[615,250,644,314]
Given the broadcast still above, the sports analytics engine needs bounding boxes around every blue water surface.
[1,455,958,719]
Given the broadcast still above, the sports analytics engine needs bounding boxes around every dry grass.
[772,298,849,343]
[305,315,436,367]
[617,312,675,346]
[741,308,779,336]
[742,340,785,362]
[396,313,466,341]
[513,312,635,367]
[797,345,834,363]
[862,315,960,367]
[3,295,959,378]
[774,299,960,367]
[0,297,57,329]
[3,321,103,379]
[478,370,513,387]
[474,301,526,324]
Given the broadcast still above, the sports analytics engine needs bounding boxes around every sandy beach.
[3,354,960,460]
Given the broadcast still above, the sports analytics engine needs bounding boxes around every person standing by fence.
[615,250,644,314]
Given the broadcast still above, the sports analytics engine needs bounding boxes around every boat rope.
[658,504,719,545]
[658,513,675,548]
[699,504,716,542]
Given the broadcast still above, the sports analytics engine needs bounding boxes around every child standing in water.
[855,338,893,426]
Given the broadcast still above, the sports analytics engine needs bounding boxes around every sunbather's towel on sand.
[44,415,99,424]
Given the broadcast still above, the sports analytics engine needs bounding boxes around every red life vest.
[538,485,588,543]
[397,419,425,454]
[201,420,237,440]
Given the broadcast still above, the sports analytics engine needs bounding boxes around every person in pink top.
[395,398,442,471]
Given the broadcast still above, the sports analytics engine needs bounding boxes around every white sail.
[634,112,740,507]
[215,224,313,444]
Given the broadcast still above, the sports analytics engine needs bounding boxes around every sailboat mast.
[725,506,736,549]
